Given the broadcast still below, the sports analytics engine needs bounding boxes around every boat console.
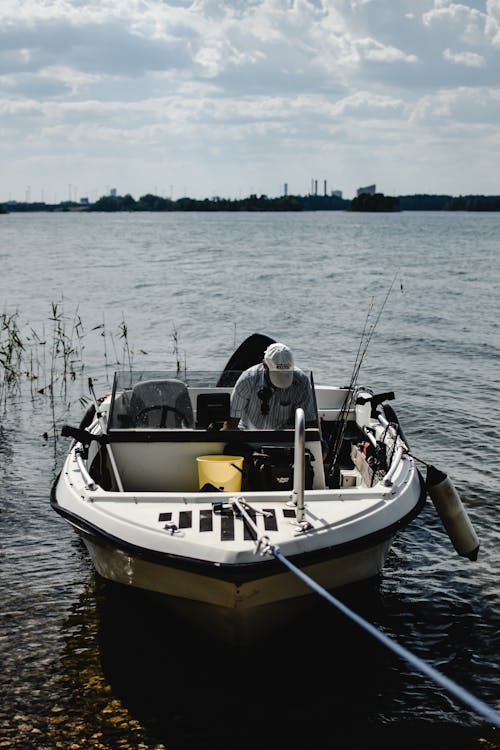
[102,370,327,492]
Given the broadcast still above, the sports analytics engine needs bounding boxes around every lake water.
[1,210,499,749]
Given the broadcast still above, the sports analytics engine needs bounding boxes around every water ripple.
[1,211,499,749]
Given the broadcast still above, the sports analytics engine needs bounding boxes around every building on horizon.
[307,178,344,198]
[356,184,376,196]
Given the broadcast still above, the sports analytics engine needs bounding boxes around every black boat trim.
[105,428,322,443]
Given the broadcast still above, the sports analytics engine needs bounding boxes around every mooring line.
[268,544,500,729]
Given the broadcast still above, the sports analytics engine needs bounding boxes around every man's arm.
[222,416,240,431]
[300,375,318,427]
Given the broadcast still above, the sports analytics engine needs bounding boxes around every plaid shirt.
[230,363,316,429]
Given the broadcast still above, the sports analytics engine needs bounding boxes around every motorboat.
[51,333,479,644]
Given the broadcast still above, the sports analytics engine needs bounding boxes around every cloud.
[1,0,500,200]
[331,91,406,118]
[411,85,500,126]
[355,37,418,63]
[443,47,486,65]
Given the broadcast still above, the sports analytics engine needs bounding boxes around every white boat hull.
[76,524,394,643]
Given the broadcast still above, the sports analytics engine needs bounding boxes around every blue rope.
[271,545,500,728]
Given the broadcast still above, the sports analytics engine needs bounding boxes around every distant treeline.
[3,192,500,213]
[91,193,310,212]
[398,194,500,211]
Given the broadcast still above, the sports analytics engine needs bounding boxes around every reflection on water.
[70,577,500,749]
[3,550,499,749]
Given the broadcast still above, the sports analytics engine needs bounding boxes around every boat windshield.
[107,369,317,431]
[111,370,243,391]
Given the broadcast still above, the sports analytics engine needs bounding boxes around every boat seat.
[129,379,194,428]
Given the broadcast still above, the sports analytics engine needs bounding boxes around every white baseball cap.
[264,343,294,389]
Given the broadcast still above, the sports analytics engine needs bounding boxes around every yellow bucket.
[196,455,244,492]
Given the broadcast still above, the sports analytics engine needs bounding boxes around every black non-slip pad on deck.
[158,505,295,539]
[263,508,278,531]
[178,510,192,528]
[220,513,235,541]
[199,509,213,532]
[242,507,257,541]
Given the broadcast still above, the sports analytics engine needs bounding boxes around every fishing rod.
[326,273,398,485]
[325,303,373,482]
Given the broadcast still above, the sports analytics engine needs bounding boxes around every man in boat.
[222,342,317,430]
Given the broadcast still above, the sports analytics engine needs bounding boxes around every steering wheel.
[134,405,190,428]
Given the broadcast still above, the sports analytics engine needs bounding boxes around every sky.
[1,0,500,202]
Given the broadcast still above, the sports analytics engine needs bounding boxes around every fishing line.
[327,271,399,480]
[350,296,374,387]
[355,270,399,376]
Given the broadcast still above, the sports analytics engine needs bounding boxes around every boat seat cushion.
[129,379,194,428]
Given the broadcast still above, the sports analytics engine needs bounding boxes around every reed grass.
[171,324,186,376]
[0,311,25,407]
[0,303,142,426]
[0,303,197,448]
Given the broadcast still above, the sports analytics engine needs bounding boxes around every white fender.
[426,465,479,561]
[355,391,373,429]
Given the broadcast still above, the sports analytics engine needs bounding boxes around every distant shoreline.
[3,192,500,213]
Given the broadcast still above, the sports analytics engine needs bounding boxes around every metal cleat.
[164,521,181,535]
[293,520,313,535]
